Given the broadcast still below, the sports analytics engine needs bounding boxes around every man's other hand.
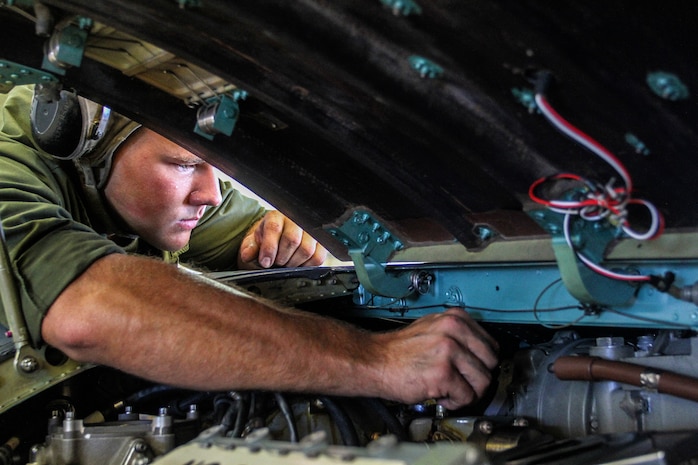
[238,210,328,269]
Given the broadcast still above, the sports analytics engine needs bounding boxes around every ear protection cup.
[29,85,141,188]
[30,89,83,160]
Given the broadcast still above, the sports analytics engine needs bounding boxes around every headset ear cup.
[31,89,83,159]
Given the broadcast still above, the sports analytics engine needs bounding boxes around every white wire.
[563,213,650,282]
[621,200,662,241]
[534,94,662,243]
[535,94,633,191]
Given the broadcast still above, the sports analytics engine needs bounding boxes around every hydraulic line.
[317,396,359,446]
[274,393,299,443]
[553,356,698,403]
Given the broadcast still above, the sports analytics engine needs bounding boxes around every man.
[0,85,498,410]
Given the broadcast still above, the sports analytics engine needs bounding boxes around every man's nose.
[189,164,222,207]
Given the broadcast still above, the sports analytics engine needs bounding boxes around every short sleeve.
[0,86,124,346]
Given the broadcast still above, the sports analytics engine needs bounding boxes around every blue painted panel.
[351,260,698,329]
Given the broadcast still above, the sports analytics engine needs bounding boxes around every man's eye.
[176,163,196,172]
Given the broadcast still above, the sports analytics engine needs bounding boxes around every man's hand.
[238,210,328,269]
[373,308,499,410]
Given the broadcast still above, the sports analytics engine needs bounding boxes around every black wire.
[172,391,214,417]
[367,302,580,314]
[231,393,249,438]
[125,385,180,405]
[217,397,237,432]
[274,393,299,443]
[317,396,359,446]
[358,398,407,441]
[604,308,694,330]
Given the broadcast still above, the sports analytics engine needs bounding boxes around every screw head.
[478,421,494,435]
[19,356,39,373]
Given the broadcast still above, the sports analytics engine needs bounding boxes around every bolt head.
[478,421,494,435]
[19,356,39,373]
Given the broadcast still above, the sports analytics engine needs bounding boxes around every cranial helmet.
[30,84,141,188]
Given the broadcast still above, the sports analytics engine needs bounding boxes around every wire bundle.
[529,92,664,282]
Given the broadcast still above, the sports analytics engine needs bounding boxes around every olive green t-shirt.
[0,85,265,346]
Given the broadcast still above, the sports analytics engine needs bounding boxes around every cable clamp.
[640,369,662,390]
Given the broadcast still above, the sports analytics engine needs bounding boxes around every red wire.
[536,95,634,194]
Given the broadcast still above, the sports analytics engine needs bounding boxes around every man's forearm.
[43,253,499,408]
[42,253,385,396]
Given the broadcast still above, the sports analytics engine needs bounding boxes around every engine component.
[408,414,548,455]
[552,355,698,402]
[507,332,698,438]
[30,409,181,465]
[152,426,489,465]
[492,430,698,465]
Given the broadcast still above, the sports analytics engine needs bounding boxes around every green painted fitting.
[511,87,539,114]
[646,71,689,101]
[624,133,650,156]
[380,0,422,16]
[408,56,443,79]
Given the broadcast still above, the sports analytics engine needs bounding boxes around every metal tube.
[0,212,31,351]
[553,356,698,403]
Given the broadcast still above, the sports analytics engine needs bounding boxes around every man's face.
[103,129,223,251]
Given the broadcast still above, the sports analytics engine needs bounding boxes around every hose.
[358,398,407,441]
[274,393,299,443]
[0,437,18,465]
[317,396,360,446]
[231,393,249,438]
[553,356,698,402]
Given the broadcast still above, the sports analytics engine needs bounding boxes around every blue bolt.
[353,212,370,224]
[475,226,494,241]
[376,231,391,244]
[408,56,444,79]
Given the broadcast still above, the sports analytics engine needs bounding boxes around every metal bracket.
[42,19,92,75]
[327,210,421,298]
[530,209,636,306]
[0,60,58,93]
[0,214,93,413]
[194,90,247,140]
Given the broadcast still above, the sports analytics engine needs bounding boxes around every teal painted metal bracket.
[42,19,92,75]
[0,60,58,93]
[346,260,698,330]
[529,209,636,306]
[194,91,247,140]
[327,210,426,298]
